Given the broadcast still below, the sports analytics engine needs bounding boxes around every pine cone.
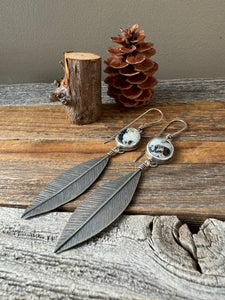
[104,24,158,107]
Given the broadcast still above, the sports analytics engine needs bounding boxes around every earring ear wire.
[133,119,188,163]
[156,119,188,139]
[103,108,163,144]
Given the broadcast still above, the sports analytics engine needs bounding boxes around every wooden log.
[49,52,102,125]
[0,208,224,299]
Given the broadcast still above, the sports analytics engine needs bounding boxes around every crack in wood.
[172,225,202,273]
[0,208,225,299]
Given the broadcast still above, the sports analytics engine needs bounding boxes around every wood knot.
[49,83,71,105]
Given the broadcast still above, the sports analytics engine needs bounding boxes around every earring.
[55,119,188,254]
[22,108,163,219]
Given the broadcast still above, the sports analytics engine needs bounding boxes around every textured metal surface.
[55,169,142,253]
[22,155,110,219]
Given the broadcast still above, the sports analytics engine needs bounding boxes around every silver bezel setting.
[115,128,141,151]
[146,137,174,164]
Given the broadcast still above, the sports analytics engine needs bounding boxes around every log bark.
[49,52,102,125]
[0,208,225,299]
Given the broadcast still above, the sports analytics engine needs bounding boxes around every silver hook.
[103,108,163,144]
[133,119,187,163]
[156,119,188,139]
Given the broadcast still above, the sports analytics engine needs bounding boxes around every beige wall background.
[1,0,225,84]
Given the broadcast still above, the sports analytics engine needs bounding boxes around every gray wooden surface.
[1,78,225,106]
[0,78,225,299]
[0,208,225,300]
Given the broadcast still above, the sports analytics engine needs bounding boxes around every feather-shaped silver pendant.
[22,125,142,219]
[22,155,110,219]
[54,118,188,253]
[55,170,142,253]
[22,108,164,220]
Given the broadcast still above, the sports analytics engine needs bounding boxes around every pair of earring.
[22,108,163,219]
[22,108,187,254]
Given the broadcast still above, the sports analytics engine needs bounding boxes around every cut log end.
[64,52,101,61]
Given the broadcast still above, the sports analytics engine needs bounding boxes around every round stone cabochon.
[117,128,141,148]
[147,137,173,160]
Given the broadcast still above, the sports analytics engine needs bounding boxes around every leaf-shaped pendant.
[22,156,110,219]
[55,169,142,253]
[54,118,188,254]
[21,108,164,220]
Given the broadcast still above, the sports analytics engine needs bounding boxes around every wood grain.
[0,79,225,299]
[0,100,224,228]
[0,208,224,299]
[0,101,224,141]
[1,78,225,106]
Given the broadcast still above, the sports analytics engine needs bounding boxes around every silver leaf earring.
[55,119,188,254]
[22,108,163,219]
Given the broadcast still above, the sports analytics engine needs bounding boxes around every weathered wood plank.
[0,79,224,298]
[0,101,224,141]
[0,78,225,106]
[0,101,224,228]
[1,140,225,163]
[0,150,224,228]
[0,208,224,299]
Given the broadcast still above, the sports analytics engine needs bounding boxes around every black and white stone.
[146,137,174,163]
[115,128,141,151]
